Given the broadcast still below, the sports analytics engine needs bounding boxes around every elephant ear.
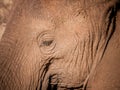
[83,1,120,89]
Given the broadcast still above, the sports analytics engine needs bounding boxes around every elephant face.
[0,0,119,90]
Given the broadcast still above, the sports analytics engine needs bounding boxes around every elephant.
[0,0,120,90]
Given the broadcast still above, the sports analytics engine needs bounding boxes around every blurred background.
[0,0,13,39]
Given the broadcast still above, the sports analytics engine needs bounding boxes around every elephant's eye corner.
[41,40,54,46]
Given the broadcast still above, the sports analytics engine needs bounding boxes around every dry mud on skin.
[0,0,13,40]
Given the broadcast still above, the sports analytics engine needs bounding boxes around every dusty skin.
[0,0,120,90]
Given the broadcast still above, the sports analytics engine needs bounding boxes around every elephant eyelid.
[41,39,54,46]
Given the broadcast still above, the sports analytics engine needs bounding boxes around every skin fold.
[0,0,120,90]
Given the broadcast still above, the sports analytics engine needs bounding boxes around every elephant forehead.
[23,11,88,33]
[14,0,99,22]
[11,0,104,35]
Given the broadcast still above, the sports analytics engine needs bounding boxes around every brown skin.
[0,0,120,90]
[87,8,120,90]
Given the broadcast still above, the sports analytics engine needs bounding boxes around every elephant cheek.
[0,37,43,90]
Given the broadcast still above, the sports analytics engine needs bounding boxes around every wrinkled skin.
[0,0,120,90]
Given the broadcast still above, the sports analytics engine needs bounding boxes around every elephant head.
[0,0,120,90]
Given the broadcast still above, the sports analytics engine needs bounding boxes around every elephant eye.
[37,31,56,50]
[42,40,53,46]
